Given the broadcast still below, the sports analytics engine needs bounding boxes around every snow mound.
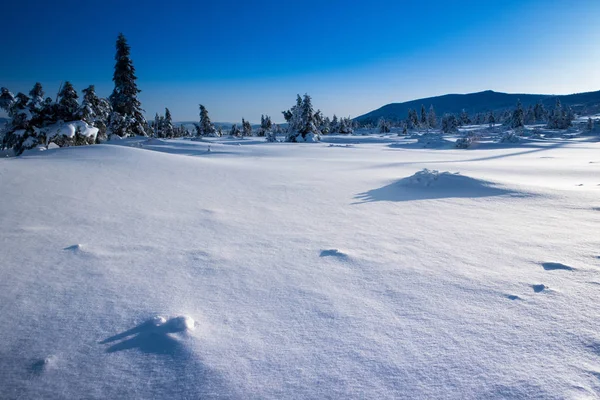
[147,315,195,333]
[167,315,195,332]
[355,169,523,203]
[416,132,450,147]
[143,138,168,146]
[400,169,463,188]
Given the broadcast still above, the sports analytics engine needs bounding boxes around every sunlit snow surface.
[1,132,600,399]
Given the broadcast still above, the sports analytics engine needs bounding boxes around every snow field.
[1,134,600,399]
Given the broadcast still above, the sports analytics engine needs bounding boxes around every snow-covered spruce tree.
[0,89,17,150]
[533,102,547,123]
[242,118,253,137]
[420,105,427,127]
[197,104,217,136]
[152,113,161,137]
[57,81,79,122]
[321,116,331,134]
[441,114,458,133]
[1,92,35,153]
[229,124,241,137]
[0,87,15,113]
[510,100,525,129]
[79,85,111,142]
[163,108,174,138]
[400,122,408,136]
[378,117,391,133]
[282,94,321,142]
[524,105,535,125]
[427,105,437,128]
[330,114,339,133]
[407,109,419,130]
[27,83,45,125]
[108,33,148,137]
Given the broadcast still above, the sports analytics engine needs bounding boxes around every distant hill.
[355,89,600,124]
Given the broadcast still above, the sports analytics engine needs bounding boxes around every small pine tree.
[198,104,216,136]
[330,114,339,133]
[420,105,427,126]
[407,109,419,130]
[459,109,471,126]
[510,100,524,129]
[163,108,174,138]
[488,111,496,127]
[0,87,15,113]
[229,124,241,137]
[427,105,437,128]
[242,118,253,136]
[587,117,594,132]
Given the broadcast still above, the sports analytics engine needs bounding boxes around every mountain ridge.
[355,89,600,123]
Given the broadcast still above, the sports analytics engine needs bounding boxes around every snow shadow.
[101,317,238,398]
[101,317,192,355]
[542,262,574,271]
[320,249,349,258]
[354,170,526,203]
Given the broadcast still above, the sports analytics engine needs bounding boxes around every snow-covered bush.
[498,131,521,143]
[455,136,472,149]
[265,130,278,142]
[417,132,447,147]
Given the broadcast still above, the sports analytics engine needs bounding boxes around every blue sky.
[1,0,599,122]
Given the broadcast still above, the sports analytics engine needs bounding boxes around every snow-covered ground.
[1,132,600,399]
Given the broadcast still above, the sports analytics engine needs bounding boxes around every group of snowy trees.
[507,99,574,130]
[368,98,577,135]
[281,94,353,142]
[0,82,108,154]
[152,109,188,138]
[1,33,151,154]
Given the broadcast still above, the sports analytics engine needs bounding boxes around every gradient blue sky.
[1,0,599,122]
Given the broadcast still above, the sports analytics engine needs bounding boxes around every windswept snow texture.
[1,135,600,399]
